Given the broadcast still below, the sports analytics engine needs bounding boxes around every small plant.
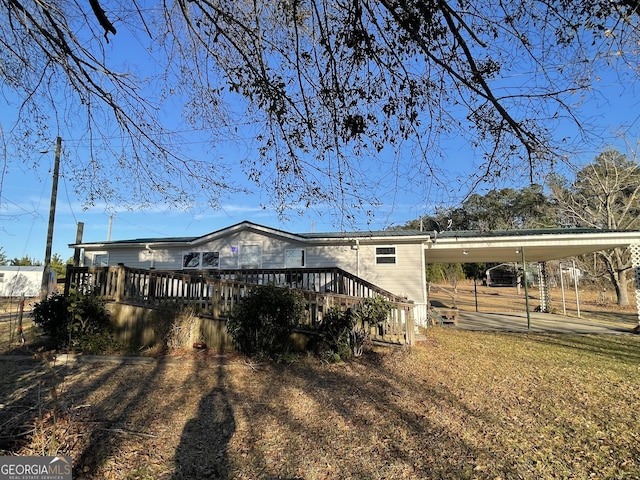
[355,296,393,326]
[30,293,69,342]
[351,296,392,350]
[166,308,202,351]
[226,284,305,358]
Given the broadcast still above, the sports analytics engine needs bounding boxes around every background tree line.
[403,149,640,306]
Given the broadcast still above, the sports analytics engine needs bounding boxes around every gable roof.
[69,220,431,249]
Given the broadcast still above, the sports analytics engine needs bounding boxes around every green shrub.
[354,296,393,326]
[31,290,117,353]
[317,307,356,361]
[226,284,306,357]
[30,292,69,342]
[317,296,393,359]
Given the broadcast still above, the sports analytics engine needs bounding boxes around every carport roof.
[425,228,640,264]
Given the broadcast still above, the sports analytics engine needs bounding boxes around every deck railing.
[66,265,414,346]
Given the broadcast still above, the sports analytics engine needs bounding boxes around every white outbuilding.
[0,266,56,298]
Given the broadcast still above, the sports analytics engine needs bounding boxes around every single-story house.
[0,266,56,298]
[69,221,640,325]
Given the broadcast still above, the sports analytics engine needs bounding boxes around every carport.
[422,228,640,329]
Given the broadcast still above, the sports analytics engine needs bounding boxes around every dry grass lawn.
[1,317,639,479]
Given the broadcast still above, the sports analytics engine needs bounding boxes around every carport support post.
[631,244,640,327]
[521,247,531,330]
[474,277,479,312]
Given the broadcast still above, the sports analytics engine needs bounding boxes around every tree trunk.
[601,249,631,307]
[612,271,631,307]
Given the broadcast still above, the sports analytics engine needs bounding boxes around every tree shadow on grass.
[578,309,638,327]
[0,355,147,460]
[69,358,172,476]
[229,348,500,479]
[171,356,236,480]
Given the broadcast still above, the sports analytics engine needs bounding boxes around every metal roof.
[425,228,640,263]
[300,229,425,239]
[84,227,613,245]
[69,220,640,265]
[70,221,430,248]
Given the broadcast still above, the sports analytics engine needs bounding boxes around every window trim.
[201,251,220,269]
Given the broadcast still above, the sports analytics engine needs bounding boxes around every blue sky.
[0,149,437,262]
[1,8,639,263]
[2,87,638,264]
[2,107,636,265]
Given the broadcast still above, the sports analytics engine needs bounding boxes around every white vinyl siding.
[78,228,428,307]
[355,243,424,303]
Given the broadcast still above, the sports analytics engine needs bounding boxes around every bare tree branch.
[0,0,638,221]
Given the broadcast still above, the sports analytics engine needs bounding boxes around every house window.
[375,246,396,264]
[239,244,261,269]
[0,273,4,283]
[183,252,200,268]
[182,252,220,269]
[284,248,305,268]
[202,252,220,268]
[93,254,109,267]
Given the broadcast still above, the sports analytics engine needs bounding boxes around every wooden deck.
[66,265,415,346]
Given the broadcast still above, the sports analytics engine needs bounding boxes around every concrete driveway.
[455,310,633,334]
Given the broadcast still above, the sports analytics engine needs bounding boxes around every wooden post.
[148,268,157,303]
[64,266,72,296]
[115,264,126,302]
[405,306,415,346]
[211,279,221,319]
[72,222,84,267]
[17,294,25,345]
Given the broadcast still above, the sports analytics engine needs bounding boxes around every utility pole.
[107,213,114,241]
[40,136,62,300]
